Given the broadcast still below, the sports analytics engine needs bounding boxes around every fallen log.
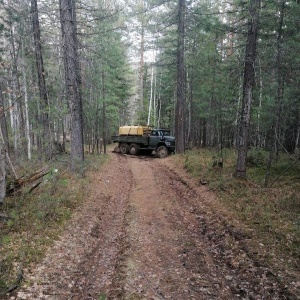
[6,167,51,195]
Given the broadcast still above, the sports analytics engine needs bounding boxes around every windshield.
[161,131,171,136]
[151,130,172,136]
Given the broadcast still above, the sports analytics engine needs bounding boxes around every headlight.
[165,142,171,146]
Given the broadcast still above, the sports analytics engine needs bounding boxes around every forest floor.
[8,151,300,300]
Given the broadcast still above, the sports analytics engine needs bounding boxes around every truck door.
[149,130,161,149]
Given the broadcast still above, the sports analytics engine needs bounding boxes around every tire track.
[154,160,299,300]
[13,154,132,300]
[11,152,299,300]
[112,157,225,299]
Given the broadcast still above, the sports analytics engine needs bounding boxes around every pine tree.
[59,0,84,172]
[235,0,261,179]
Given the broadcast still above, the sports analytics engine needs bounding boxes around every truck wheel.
[129,143,139,155]
[120,143,129,154]
[157,145,169,158]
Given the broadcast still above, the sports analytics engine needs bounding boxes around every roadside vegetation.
[0,154,108,297]
[175,149,300,273]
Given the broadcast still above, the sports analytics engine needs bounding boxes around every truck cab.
[148,129,175,157]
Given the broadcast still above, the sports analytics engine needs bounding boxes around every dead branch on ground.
[6,167,51,195]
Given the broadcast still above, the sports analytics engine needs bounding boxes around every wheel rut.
[113,157,228,300]
[12,153,299,300]
[13,154,132,300]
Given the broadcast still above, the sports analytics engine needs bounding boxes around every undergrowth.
[176,148,300,270]
[0,153,108,297]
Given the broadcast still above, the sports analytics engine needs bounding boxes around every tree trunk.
[187,66,193,148]
[265,1,285,187]
[0,84,7,204]
[256,58,263,148]
[295,113,300,154]
[102,68,106,155]
[153,66,157,128]
[8,24,21,157]
[62,121,66,152]
[175,0,186,154]
[0,85,9,154]
[21,42,32,160]
[147,67,154,126]
[0,139,5,204]
[138,0,145,112]
[60,0,84,172]
[235,0,260,179]
[31,0,51,159]
[157,72,162,128]
[94,101,100,154]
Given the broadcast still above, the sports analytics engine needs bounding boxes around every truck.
[112,125,175,158]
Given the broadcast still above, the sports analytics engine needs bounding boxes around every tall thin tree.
[235,0,260,179]
[264,0,285,187]
[175,0,186,154]
[59,0,84,172]
[31,0,51,159]
[0,85,7,204]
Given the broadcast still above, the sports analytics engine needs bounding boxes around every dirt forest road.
[12,152,299,300]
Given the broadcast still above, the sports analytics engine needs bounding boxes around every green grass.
[0,153,108,296]
[174,148,300,269]
[98,293,107,300]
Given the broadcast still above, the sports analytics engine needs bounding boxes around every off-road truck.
[112,125,175,158]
